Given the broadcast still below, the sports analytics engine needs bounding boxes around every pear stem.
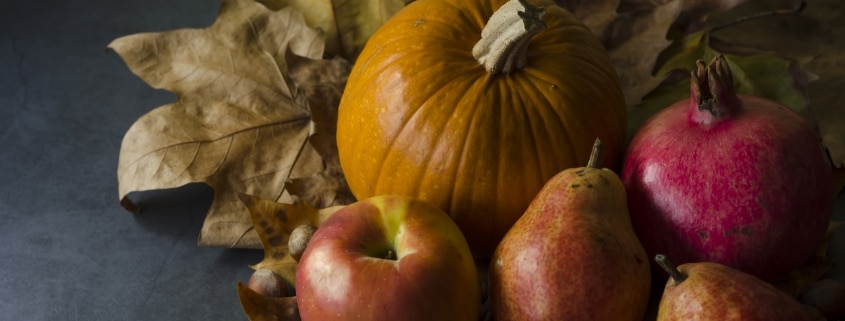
[586,138,604,169]
[655,254,687,283]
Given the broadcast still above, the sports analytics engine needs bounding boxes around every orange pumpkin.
[337,0,626,257]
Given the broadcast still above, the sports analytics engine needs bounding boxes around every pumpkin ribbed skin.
[337,0,626,257]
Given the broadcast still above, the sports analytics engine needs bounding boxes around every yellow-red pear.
[489,139,651,320]
[655,254,818,321]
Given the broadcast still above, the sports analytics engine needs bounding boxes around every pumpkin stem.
[472,0,546,75]
[689,55,742,127]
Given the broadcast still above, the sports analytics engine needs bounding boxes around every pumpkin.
[336,0,627,257]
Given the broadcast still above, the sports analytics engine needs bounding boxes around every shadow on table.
[123,182,214,238]
[123,182,264,264]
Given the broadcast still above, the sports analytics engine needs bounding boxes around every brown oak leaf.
[109,0,332,248]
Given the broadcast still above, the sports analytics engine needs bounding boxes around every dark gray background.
[1,1,262,320]
[1,0,844,320]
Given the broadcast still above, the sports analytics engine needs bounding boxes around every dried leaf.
[820,220,844,256]
[674,0,751,32]
[772,256,834,298]
[654,32,811,112]
[557,0,753,106]
[812,70,845,168]
[240,193,341,286]
[285,54,356,208]
[556,0,682,106]
[835,167,845,196]
[255,0,411,60]
[605,1,684,106]
[237,282,301,321]
[555,0,617,33]
[110,0,328,248]
[629,31,811,139]
[802,40,845,168]
[690,0,845,167]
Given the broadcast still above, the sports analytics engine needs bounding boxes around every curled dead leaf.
[238,282,301,321]
[240,193,341,286]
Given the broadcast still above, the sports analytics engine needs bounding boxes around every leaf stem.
[710,0,805,33]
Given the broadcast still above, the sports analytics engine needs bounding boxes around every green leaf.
[653,30,711,77]
[721,52,808,113]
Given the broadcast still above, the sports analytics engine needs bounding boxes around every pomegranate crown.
[690,55,742,126]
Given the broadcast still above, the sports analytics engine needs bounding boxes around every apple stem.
[586,138,604,169]
[385,250,396,260]
[655,254,687,283]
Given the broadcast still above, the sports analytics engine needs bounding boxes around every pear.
[655,254,818,321]
[489,139,651,321]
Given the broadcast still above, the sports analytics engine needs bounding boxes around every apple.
[295,195,481,321]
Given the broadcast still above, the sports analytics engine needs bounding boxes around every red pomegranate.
[621,55,833,280]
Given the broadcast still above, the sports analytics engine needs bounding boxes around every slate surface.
[0,1,262,320]
[1,0,844,320]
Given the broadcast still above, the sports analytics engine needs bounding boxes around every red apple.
[295,195,480,321]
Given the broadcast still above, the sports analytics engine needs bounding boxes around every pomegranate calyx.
[690,55,742,126]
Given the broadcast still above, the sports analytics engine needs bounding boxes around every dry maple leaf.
[254,0,411,60]
[110,0,332,248]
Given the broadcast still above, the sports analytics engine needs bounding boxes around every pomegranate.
[621,55,833,280]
